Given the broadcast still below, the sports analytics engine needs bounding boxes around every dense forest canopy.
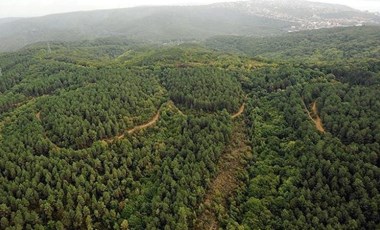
[206,26,380,61]
[0,26,379,229]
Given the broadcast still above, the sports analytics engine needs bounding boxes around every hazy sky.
[0,0,379,18]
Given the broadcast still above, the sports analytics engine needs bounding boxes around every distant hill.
[206,26,380,85]
[0,5,291,52]
[0,17,23,25]
[205,26,380,62]
[0,0,379,52]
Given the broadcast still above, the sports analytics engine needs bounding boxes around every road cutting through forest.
[116,100,245,140]
[37,101,246,148]
[232,103,245,119]
[33,100,250,227]
[302,99,325,133]
[117,110,161,139]
[311,101,325,133]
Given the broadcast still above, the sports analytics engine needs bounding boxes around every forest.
[0,26,379,229]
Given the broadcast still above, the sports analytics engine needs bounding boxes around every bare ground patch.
[302,99,325,133]
[195,119,251,229]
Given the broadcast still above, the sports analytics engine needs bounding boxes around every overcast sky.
[0,0,379,18]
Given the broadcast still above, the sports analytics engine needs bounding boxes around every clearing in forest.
[311,101,325,133]
[303,99,325,133]
[194,117,252,229]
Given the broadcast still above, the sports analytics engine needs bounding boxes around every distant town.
[219,0,380,32]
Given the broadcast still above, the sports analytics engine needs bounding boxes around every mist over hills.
[219,0,380,30]
[0,0,379,52]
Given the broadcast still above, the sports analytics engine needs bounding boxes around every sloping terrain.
[0,5,291,52]
[195,118,251,230]
[1,0,379,52]
[206,26,380,62]
[0,26,379,229]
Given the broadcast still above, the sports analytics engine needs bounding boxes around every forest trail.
[39,100,244,149]
[35,111,41,121]
[126,110,160,135]
[231,103,245,119]
[302,99,325,133]
[116,100,188,140]
[311,101,325,133]
[116,110,161,139]
[103,102,186,142]
[194,119,252,230]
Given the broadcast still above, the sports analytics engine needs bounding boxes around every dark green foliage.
[0,41,237,229]
[39,70,164,149]
[119,111,232,229]
[0,50,35,93]
[160,67,244,113]
[0,101,232,229]
[206,26,380,62]
[206,26,380,85]
[303,83,380,146]
[0,26,379,229]
[220,65,379,229]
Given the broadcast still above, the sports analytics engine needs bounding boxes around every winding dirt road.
[37,100,246,149]
[119,110,160,138]
[302,99,325,133]
[311,101,325,133]
[232,103,245,119]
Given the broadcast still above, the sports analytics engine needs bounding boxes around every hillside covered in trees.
[0,26,379,229]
